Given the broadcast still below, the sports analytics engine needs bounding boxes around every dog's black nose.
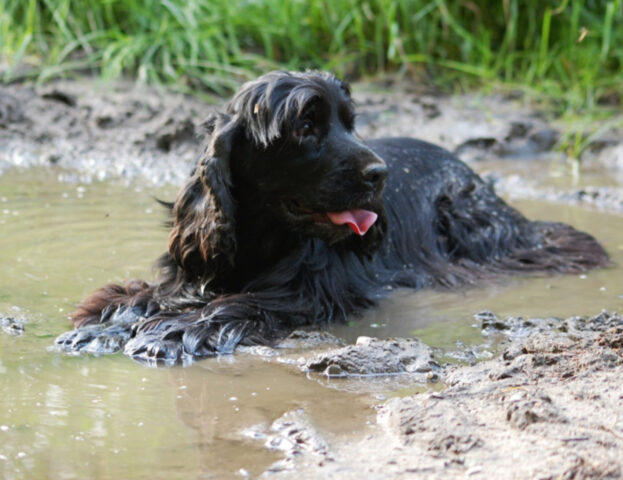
[362,162,388,189]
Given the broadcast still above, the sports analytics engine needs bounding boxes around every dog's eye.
[295,121,314,138]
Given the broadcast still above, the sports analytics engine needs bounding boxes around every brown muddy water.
[1,166,623,480]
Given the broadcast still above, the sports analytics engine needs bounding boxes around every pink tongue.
[327,209,378,236]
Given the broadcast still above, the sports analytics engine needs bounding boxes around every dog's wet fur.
[56,71,610,364]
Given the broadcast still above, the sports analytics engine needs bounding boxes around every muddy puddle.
[1,164,623,480]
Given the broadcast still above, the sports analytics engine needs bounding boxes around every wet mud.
[1,315,24,336]
[2,78,623,479]
[302,336,438,379]
[0,80,214,185]
[2,79,623,212]
[262,312,623,479]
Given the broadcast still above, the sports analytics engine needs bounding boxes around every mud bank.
[0,80,214,185]
[2,78,623,212]
[261,312,623,479]
[491,176,623,213]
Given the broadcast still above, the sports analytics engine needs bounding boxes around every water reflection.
[169,357,374,478]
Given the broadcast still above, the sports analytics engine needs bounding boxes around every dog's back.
[368,136,609,288]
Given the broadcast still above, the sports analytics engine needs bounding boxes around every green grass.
[1,0,622,110]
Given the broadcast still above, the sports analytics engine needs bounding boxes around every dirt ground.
[2,77,623,210]
[2,77,623,479]
[257,312,623,479]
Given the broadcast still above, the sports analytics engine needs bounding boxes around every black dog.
[56,70,610,363]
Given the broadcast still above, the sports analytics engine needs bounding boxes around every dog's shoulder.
[365,136,475,186]
[366,137,459,169]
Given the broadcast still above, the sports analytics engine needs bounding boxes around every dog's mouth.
[325,210,378,235]
[285,200,378,236]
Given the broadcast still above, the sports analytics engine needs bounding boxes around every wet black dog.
[56,71,609,363]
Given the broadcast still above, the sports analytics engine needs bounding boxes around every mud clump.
[1,316,24,336]
[303,336,439,379]
[504,391,567,430]
[0,92,25,125]
[40,89,77,107]
[263,409,332,473]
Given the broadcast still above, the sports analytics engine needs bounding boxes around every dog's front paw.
[124,331,189,365]
[55,322,133,354]
[55,325,102,352]
[55,305,143,355]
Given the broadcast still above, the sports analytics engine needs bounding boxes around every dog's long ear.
[168,113,239,282]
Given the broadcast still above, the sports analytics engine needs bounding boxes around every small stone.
[426,372,440,382]
[323,364,344,377]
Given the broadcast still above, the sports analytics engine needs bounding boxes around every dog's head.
[169,71,388,281]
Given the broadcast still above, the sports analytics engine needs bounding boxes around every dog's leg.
[55,280,160,354]
[70,280,159,327]
[503,221,610,273]
[431,171,610,279]
[123,291,316,364]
